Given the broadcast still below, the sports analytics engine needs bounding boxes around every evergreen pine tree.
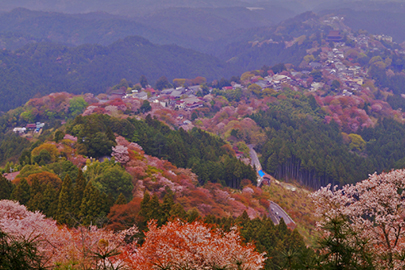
[187,208,200,223]
[27,177,44,212]
[42,184,59,218]
[114,193,127,205]
[148,194,161,224]
[169,203,188,220]
[139,191,151,220]
[56,175,73,224]
[11,179,30,205]
[80,182,102,226]
[161,192,174,224]
[0,175,14,200]
[72,170,86,216]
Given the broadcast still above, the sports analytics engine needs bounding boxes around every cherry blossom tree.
[0,200,138,269]
[126,219,266,269]
[111,145,130,165]
[311,169,405,269]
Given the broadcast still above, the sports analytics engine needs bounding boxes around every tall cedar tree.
[0,175,14,200]
[27,177,44,212]
[114,193,127,205]
[42,183,59,218]
[72,170,86,216]
[80,181,103,226]
[11,178,31,205]
[57,174,72,224]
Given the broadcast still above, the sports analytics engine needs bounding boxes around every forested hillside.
[0,36,235,112]
[0,8,178,49]
[67,114,257,188]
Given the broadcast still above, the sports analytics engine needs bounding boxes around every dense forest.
[67,114,257,188]
[248,92,405,189]
[0,37,235,112]
[251,92,374,188]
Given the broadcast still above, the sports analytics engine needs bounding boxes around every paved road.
[268,201,296,226]
[248,144,262,171]
[248,146,295,226]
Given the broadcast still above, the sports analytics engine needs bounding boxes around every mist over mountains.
[2,0,405,111]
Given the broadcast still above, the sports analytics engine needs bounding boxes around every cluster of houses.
[124,85,205,111]
[13,122,45,135]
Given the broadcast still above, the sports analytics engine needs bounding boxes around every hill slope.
[0,36,236,112]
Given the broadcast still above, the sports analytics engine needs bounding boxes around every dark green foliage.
[93,165,133,201]
[80,181,106,226]
[139,100,152,114]
[40,184,59,218]
[27,177,45,212]
[0,230,46,270]
[0,36,234,112]
[387,95,405,111]
[32,149,51,166]
[72,170,86,216]
[68,114,256,188]
[317,216,374,270]
[56,175,73,224]
[66,114,116,158]
[140,75,148,88]
[360,118,405,172]
[271,63,287,74]
[45,160,78,183]
[310,69,323,82]
[251,93,374,188]
[155,76,171,90]
[0,175,14,200]
[204,212,314,270]
[331,79,341,91]
[11,179,31,205]
[114,193,127,205]
[19,149,32,166]
[138,190,197,234]
[0,133,31,165]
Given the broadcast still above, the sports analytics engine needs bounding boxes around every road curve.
[268,201,296,226]
[248,144,262,171]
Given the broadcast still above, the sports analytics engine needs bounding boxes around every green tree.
[161,191,174,223]
[0,230,46,270]
[86,132,115,158]
[72,170,86,216]
[56,175,73,224]
[27,177,44,212]
[41,184,59,218]
[32,149,52,166]
[317,216,374,269]
[94,165,133,201]
[69,96,88,117]
[140,100,152,114]
[11,178,31,205]
[155,76,171,90]
[0,175,14,200]
[114,193,127,205]
[80,182,103,226]
[54,130,65,143]
[331,80,341,91]
[140,75,148,88]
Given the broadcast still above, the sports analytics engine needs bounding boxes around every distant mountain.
[0,36,237,112]
[319,7,405,42]
[0,7,295,53]
[217,12,332,69]
[0,0,248,14]
[0,8,178,49]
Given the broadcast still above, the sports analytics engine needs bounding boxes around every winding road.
[268,201,296,226]
[248,145,296,226]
